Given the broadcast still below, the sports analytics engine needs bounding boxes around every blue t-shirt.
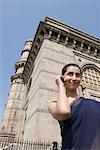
[59,97,100,150]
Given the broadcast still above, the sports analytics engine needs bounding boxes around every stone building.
[0,17,100,143]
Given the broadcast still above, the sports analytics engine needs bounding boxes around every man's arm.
[48,75,71,121]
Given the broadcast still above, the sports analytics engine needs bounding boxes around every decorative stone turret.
[11,39,33,83]
[0,39,33,137]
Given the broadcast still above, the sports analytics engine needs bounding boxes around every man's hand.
[55,75,65,87]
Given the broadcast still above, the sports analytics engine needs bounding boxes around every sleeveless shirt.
[59,97,100,150]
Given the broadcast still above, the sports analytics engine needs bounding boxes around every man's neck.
[66,89,78,98]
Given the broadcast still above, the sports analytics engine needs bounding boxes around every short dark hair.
[62,63,82,75]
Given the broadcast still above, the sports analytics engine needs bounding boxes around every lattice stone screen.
[90,95,100,101]
[82,67,100,87]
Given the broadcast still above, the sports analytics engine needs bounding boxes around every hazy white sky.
[0,0,100,123]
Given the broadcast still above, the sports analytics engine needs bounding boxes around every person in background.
[48,63,100,150]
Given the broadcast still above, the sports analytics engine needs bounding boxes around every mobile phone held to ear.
[60,76,64,83]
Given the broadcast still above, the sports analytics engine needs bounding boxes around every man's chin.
[70,86,78,90]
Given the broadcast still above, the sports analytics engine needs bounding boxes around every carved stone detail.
[94,48,97,57]
[64,36,69,46]
[56,33,60,43]
[11,73,23,82]
[87,44,91,54]
[15,61,26,71]
[48,29,52,40]
[72,39,76,48]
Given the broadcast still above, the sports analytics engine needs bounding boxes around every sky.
[0,0,100,124]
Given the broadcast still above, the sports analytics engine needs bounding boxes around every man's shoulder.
[83,97,100,103]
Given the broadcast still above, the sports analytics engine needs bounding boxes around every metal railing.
[0,137,61,150]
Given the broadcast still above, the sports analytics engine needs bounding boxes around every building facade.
[0,17,100,142]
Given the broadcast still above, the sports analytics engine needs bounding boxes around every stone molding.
[15,60,26,71]
[21,49,30,56]
[73,51,100,64]
[23,17,100,84]
[81,63,100,71]
[11,73,23,82]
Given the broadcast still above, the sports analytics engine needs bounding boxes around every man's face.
[63,66,81,90]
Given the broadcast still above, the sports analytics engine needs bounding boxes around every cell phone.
[60,77,64,83]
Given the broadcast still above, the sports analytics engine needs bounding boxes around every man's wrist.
[59,85,65,89]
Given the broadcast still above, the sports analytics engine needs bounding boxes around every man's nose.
[72,74,77,80]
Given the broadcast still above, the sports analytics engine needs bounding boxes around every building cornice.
[45,17,100,44]
[22,17,100,84]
